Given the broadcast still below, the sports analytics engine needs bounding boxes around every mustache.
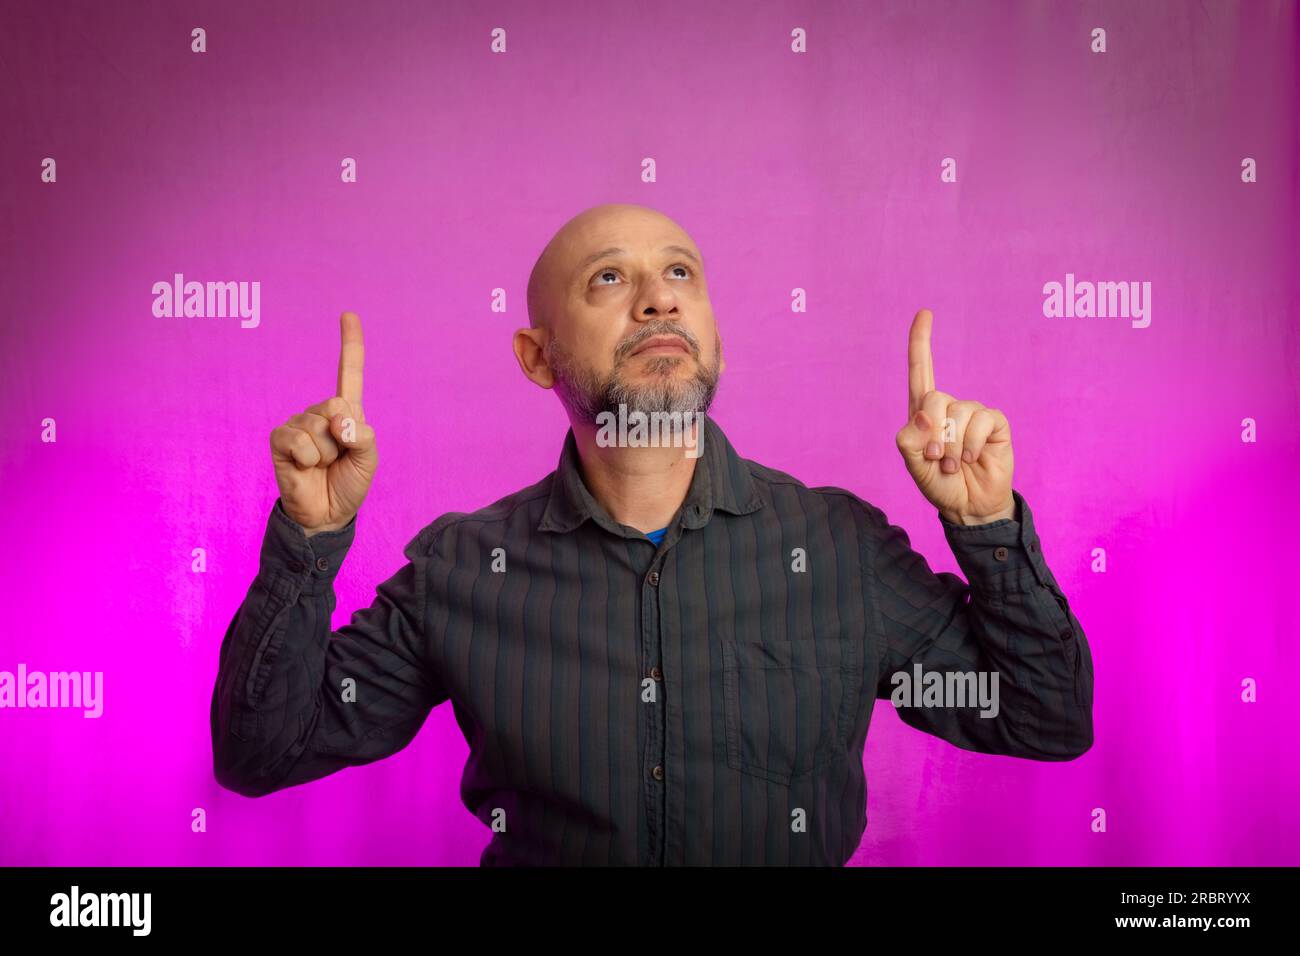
[615,324,700,361]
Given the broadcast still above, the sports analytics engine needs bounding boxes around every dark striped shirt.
[211,416,1094,865]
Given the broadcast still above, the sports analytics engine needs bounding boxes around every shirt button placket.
[643,561,666,865]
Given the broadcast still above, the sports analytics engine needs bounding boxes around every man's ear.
[513,327,555,388]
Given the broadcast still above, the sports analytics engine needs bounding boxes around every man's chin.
[604,387,715,419]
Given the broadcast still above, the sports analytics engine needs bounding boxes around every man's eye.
[594,270,620,285]
[670,265,691,279]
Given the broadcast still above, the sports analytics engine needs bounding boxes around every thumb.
[895,409,935,464]
[330,413,377,468]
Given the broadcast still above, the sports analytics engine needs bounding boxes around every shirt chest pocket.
[721,638,859,786]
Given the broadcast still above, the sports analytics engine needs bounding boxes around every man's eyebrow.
[575,245,702,275]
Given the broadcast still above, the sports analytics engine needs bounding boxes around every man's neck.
[570,420,701,534]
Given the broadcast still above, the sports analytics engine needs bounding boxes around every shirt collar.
[537,415,764,536]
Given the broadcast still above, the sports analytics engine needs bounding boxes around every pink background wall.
[1,0,1296,865]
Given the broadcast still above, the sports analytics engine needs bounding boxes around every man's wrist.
[273,499,355,538]
[940,498,1016,527]
[303,519,352,538]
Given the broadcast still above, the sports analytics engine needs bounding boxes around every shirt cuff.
[938,489,1057,596]
[261,499,357,592]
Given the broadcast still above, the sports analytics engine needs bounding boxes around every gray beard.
[546,338,721,426]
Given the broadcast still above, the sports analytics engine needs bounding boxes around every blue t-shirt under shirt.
[645,527,667,546]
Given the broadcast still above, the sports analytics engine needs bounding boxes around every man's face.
[537,208,724,424]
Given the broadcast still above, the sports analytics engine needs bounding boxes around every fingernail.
[961,449,974,463]
[941,457,957,473]
[925,441,941,458]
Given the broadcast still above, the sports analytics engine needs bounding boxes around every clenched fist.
[270,311,378,536]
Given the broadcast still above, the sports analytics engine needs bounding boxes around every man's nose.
[634,276,682,319]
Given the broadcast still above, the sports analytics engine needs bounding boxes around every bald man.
[211,203,1094,866]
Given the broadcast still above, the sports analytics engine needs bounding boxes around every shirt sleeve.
[863,488,1094,760]
[210,499,447,797]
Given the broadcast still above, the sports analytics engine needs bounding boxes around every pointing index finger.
[907,308,936,418]
[337,311,364,403]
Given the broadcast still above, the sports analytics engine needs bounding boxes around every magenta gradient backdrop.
[1,0,1297,866]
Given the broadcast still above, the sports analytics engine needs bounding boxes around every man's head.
[514,204,725,427]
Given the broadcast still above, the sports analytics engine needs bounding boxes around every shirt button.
[993,547,1009,561]
[647,570,660,586]
[315,557,330,572]
[287,560,305,573]
[650,666,663,681]
[652,765,664,781]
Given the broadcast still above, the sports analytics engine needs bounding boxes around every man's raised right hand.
[270,311,378,536]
